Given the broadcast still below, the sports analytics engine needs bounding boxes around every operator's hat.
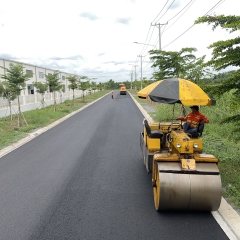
[190,105,199,111]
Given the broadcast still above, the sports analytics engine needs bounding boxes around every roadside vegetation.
[0,90,109,150]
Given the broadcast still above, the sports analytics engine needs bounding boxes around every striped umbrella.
[146,78,216,106]
[137,80,162,99]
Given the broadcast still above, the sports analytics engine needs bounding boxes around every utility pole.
[138,55,145,90]
[151,22,168,50]
[129,71,133,89]
[129,64,137,89]
[133,65,137,81]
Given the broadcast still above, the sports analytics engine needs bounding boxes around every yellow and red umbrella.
[138,78,216,106]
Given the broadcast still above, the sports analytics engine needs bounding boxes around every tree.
[0,81,18,121]
[33,82,48,108]
[79,76,90,102]
[122,80,133,89]
[91,81,97,93]
[106,79,116,89]
[97,82,103,91]
[141,78,154,89]
[1,63,30,126]
[149,48,197,80]
[195,15,240,124]
[67,75,78,106]
[45,71,63,112]
[132,79,141,91]
[186,55,213,84]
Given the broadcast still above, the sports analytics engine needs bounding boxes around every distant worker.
[111,91,114,99]
[177,105,209,134]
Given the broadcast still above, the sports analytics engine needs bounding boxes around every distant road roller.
[140,119,222,211]
[119,83,127,95]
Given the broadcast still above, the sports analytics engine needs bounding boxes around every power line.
[151,0,170,23]
[151,0,196,48]
[137,26,152,55]
[162,0,196,34]
[139,26,156,56]
[166,0,195,23]
[136,0,171,57]
[133,0,226,80]
[138,0,225,54]
[137,0,195,59]
[162,0,226,49]
[154,0,176,23]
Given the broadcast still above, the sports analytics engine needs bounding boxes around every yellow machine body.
[120,84,127,95]
[167,130,203,154]
[140,120,222,211]
[143,127,161,152]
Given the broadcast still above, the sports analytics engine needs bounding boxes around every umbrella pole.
[170,104,175,132]
[181,104,187,117]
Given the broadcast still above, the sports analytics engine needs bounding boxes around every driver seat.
[144,119,164,139]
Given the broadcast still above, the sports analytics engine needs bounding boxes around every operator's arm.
[176,116,187,121]
[199,113,210,124]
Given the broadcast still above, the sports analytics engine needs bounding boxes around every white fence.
[0,89,93,118]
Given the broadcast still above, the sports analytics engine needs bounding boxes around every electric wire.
[162,0,196,35]
[140,0,196,68]
[133,0,226,80]
[154,0,176,23]
[162,0,226,49]
[151,0,170,24]
[143,1,225,70]
[166,0,195,23]
[139,26,157,56]
[136,0,170,57]
[137,26,152,55]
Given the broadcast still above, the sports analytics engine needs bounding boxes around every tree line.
[147,14,240,128]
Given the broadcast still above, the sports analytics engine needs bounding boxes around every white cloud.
[0,0,239,83]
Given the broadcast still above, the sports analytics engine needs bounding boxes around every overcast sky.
[0,0,239,83]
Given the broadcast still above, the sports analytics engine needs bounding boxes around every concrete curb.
[129,92,240,240]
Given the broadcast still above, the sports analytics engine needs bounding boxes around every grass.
[130,89,240,213]
[0,91,109,150]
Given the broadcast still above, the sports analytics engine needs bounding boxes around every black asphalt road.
[0,91,229,240]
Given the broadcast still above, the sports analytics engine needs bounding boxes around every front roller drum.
[153,162,222,211]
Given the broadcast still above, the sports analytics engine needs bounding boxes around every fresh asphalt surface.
[0,91,229,240]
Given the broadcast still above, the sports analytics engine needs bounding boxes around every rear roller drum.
[152,162,222,211]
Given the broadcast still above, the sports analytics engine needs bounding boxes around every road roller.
[119,83,127,95]
[140,119,222,211]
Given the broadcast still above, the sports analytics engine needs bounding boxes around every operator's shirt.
[179,112,209,128]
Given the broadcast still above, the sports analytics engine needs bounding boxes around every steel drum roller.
[153,162,222,211]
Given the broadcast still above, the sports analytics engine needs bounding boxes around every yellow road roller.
[140,118,222,211]
[138,78,222,211]
[119,83,127,95]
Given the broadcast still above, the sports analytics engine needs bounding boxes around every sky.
[0,0,239,83]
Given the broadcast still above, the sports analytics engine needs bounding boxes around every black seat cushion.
[144,120,163,138]
[150,130,164,138]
